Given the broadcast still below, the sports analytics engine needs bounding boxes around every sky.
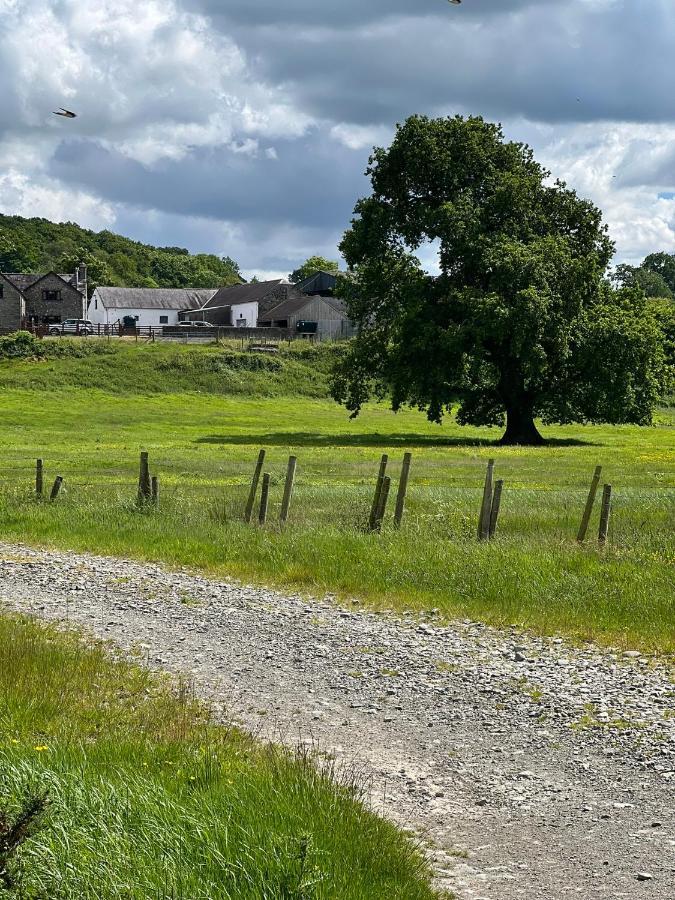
[1,0,675,279]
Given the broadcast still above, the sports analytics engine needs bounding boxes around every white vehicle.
[177,320,213,328]
[48,319,94,336]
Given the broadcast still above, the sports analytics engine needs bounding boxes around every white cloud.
[0,169,116,231]
[1,0,675,273]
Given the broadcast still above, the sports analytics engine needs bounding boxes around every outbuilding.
[88,287,219,328]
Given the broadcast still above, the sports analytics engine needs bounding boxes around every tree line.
[0,215,243,297]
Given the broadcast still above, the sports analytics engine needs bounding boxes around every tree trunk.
[499,406,545,446]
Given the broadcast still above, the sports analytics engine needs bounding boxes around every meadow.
[0,338,673,653]
[0,613,435,898]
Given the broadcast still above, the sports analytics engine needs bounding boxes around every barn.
[258,294,354,339]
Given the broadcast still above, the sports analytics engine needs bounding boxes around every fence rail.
[0,324,338,344]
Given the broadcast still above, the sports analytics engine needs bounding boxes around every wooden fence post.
[280,456,297,525]
[138,451,151,503]
[36,459,43,498]
[49,476,63,502]
[577,465,603,543]
[151,476,159,507]
[245,449,266,523]
[368,454,389,531]
[598,484,612,547]
[394,452,412,529]
[374,476,392,533]
[478,459,495,542]
[259,473,271,525]
[488,480,504,539]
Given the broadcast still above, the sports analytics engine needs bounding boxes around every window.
[43,289,62,302]
[0,285,3,298]
[159,315,169,324]
[236,317,247,327]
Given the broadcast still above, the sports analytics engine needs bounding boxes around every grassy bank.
[0,341,673,653]
[0,613,436,898]
[0,334,341,397]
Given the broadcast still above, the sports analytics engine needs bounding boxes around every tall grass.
[0,614,436,898]
[0,343,673,652]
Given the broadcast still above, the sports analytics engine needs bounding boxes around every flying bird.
[53,108,77,118]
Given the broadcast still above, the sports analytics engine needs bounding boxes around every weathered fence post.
[245,449,266,523]
[478,459,495,542]
[151,475,159,507]
[36,459,43,498]
[488,479,504,539]
[280,456,297,525]
[394,452,412,529]
[369,454,389,531]
[49,476,63,502]
[259,473,271,525]
[374,475,392,533]
[138,451,152,503]
[577,465,603,543]
[598,484,612,547]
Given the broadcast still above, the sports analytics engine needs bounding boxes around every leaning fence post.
[36,459,44,498]
[245,449,266,523]
[478,459,495,542]
[138,451,152,503]
[577,465,602,543]
[259,473,271,525]
[49,476,63,502]
[374,476,392,533]
[280,456,297,525]
[394,452,412,528]
[598,484,612,547]
[368,454,389,531]
[488,480,504,539]
[151,475,159,507]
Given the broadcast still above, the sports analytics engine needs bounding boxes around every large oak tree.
[332,116,666,444]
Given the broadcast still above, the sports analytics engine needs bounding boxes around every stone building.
[0,266,87,330]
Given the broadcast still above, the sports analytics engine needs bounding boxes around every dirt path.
[0,542,673,898]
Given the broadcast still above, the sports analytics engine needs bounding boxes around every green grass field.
[0,340,673,653]
[0,613,435,898]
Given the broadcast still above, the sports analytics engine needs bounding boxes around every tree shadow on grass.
[195,432,600,449]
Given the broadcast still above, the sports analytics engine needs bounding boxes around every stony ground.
[0,541,673,899]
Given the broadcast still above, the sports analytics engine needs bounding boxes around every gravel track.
[0,541,673,899]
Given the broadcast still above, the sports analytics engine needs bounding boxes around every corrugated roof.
[202,280,289,308]
[297,271,339,295]
[94,287,218,310]
[261,293,350,321]
[261,295,316,320]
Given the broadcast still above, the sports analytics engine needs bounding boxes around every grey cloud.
[220,1,675,127]
[188,0,562,29]
[49,134,368,230]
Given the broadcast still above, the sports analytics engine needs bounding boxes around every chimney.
[76,263,88,316]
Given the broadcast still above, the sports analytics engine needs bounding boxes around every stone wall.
[23,274,84,323]
[0,278,24,331]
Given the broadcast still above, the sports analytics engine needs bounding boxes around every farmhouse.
[0,266,87,330]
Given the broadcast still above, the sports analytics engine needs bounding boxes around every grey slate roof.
[3,272,78,293]
[202,280,289,308]
[94,287,218,311]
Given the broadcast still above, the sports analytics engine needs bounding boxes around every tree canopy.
[333,115,667,444]
[612,262,673,299]
[0,215,243,290]
[289,256,340,284]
